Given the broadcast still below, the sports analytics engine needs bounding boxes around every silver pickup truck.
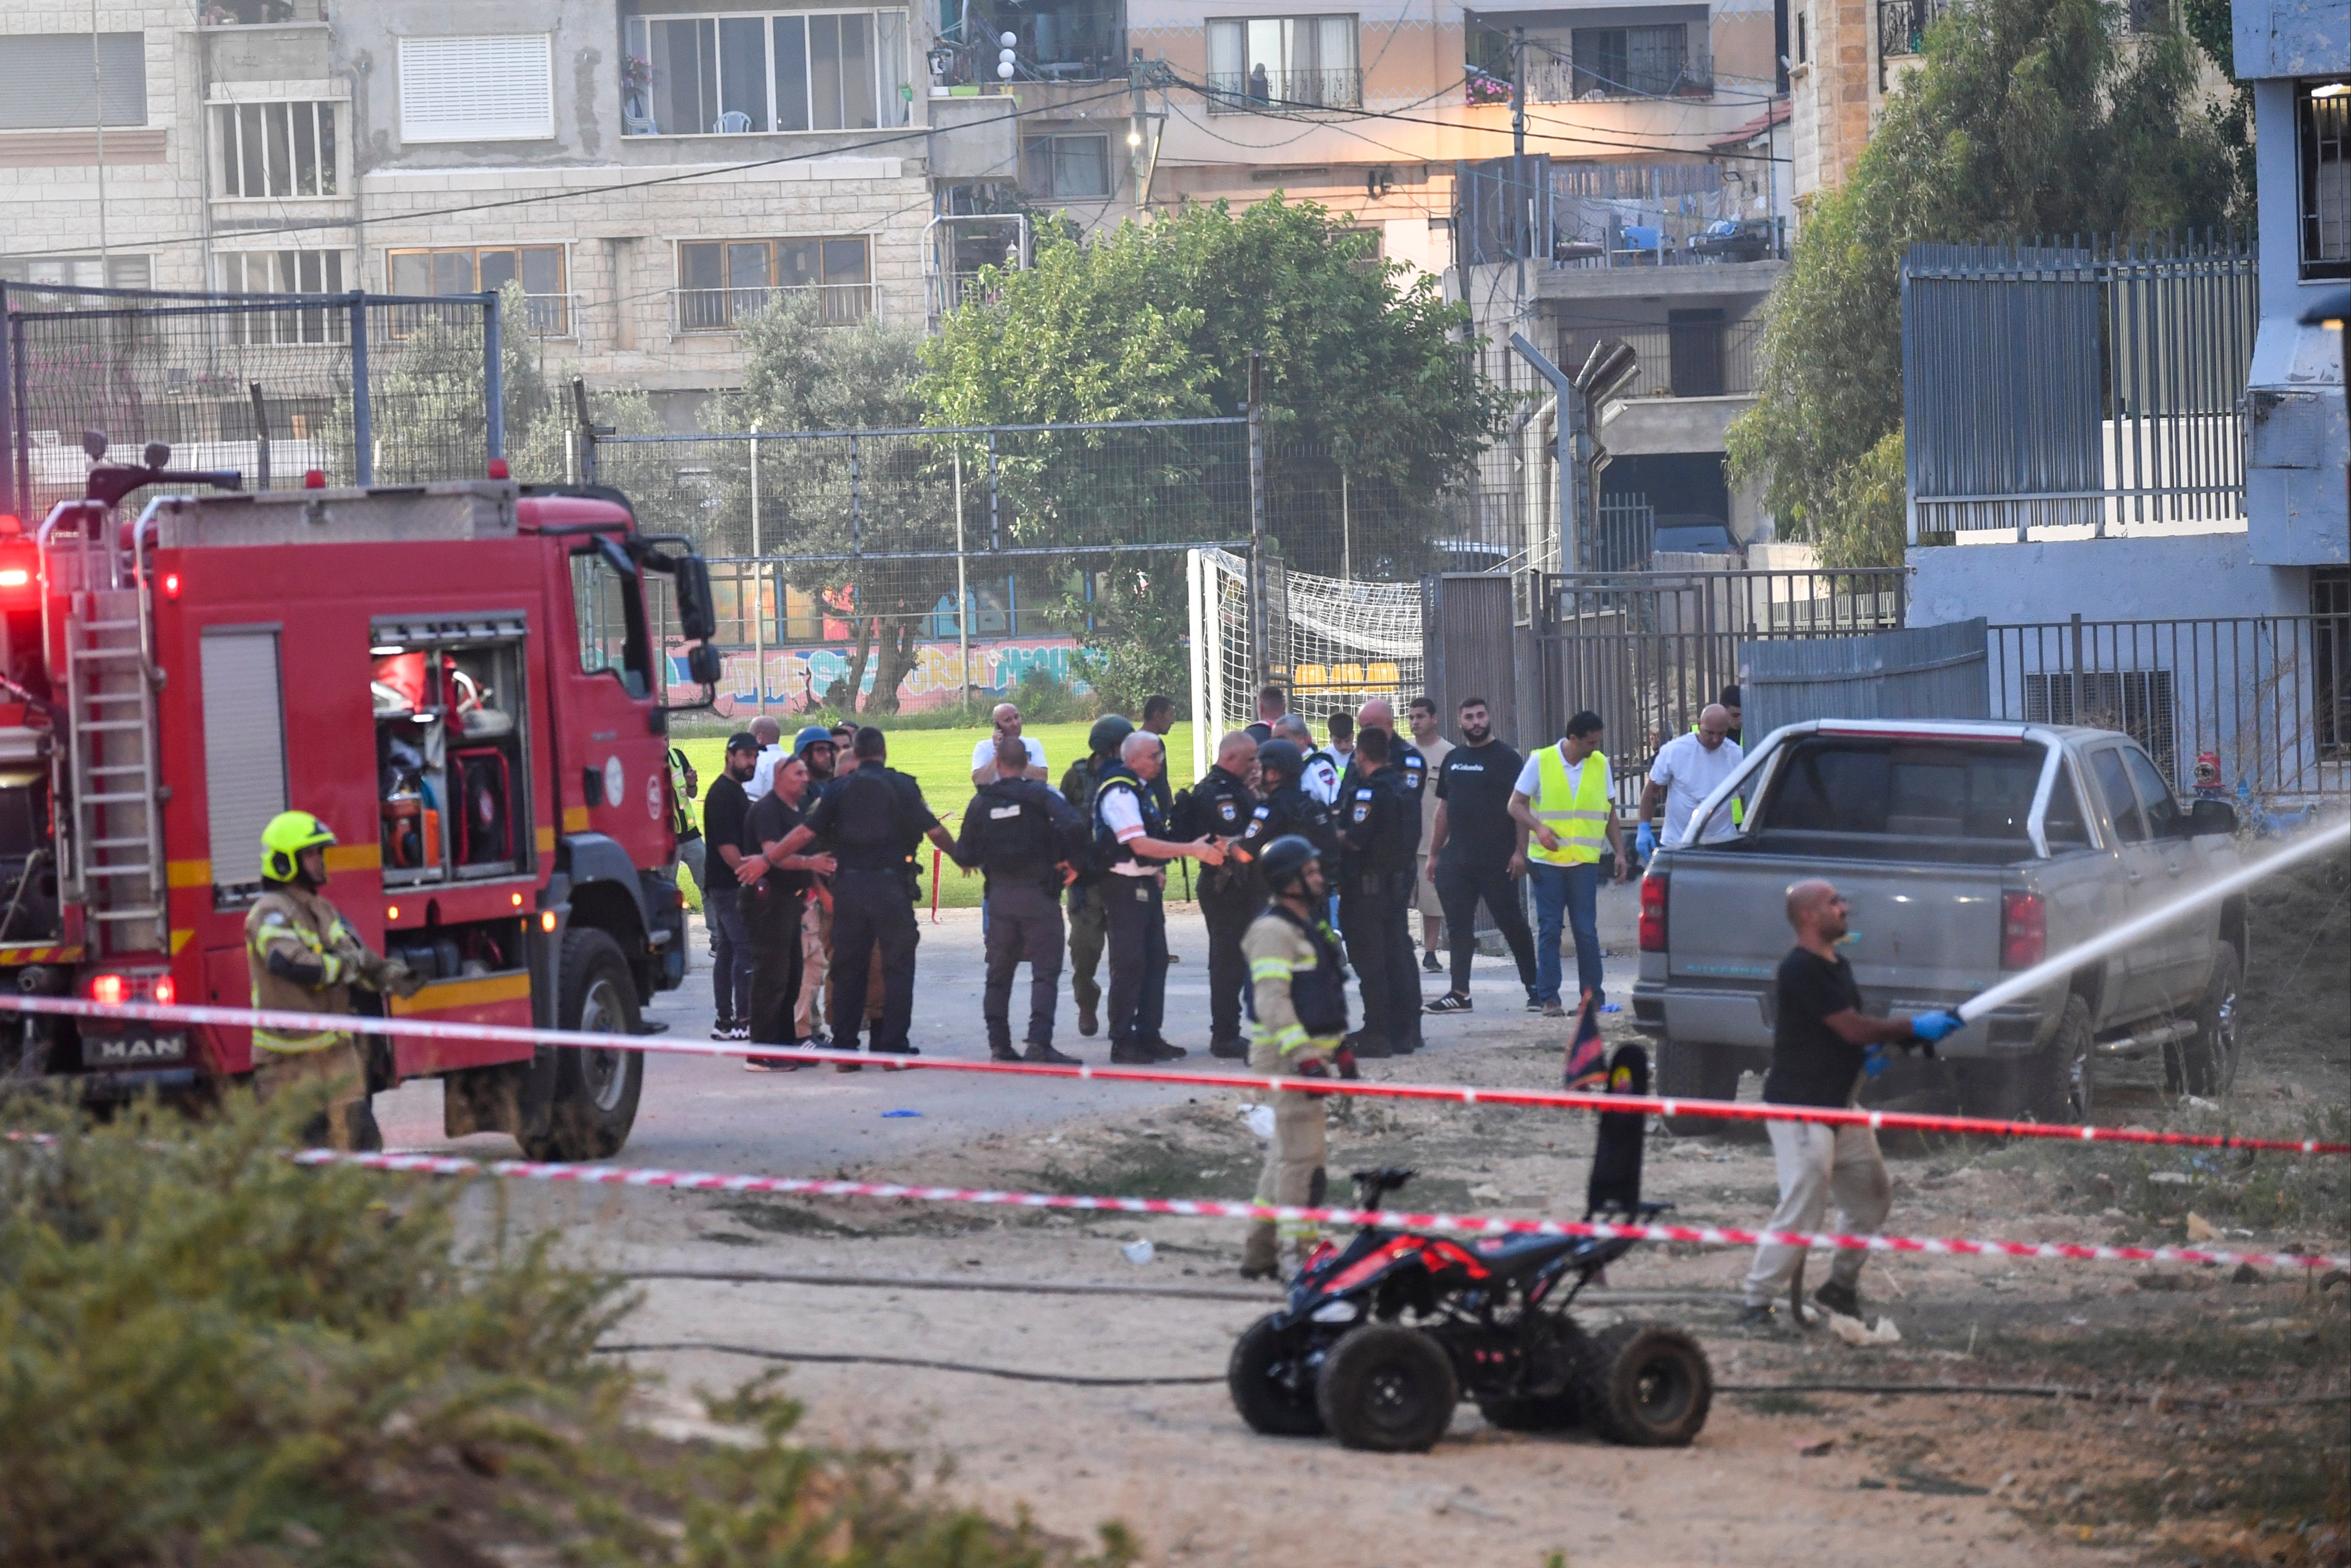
[1630,719,2244,1126]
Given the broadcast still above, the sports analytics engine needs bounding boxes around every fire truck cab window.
[373,635,530,887]
[571,544,650,698]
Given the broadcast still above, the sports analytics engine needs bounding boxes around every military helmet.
[1255,738,1304,782]
[260,810,336,883]
[1088,713,1136,757]
[1257,833,1322,892]
[794,724,833,755]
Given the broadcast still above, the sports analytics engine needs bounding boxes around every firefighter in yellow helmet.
[244,811,421,1149]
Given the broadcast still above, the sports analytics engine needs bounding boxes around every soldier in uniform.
[1171,730,1260,1061]
[1238,834,1358,1280]
[1094,730,1223,1063]
[956,735,1090,1063]
[762,726,956,1069]
[1331,727,1421,1057]
[1336,698,1427,1053]
[244,811,421,1149]
[1059,713,1133,1037]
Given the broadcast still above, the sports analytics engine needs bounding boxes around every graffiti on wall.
[664,637,1089,715]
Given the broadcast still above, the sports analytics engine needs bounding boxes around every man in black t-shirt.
[737,753,835,1067]
[1422,696,1539,1015]
[1738,880,1962,1329]
[699,734,759,1042]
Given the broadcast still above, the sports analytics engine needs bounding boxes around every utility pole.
[1245,352,1270,692]
[750,421,766,715]
[91,2,107,277]
[1510,27,1528,325]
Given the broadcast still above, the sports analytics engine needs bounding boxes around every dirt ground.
[480,850,2351,1568]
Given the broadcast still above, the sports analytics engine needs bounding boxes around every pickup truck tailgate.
[1663,852,2006,1046]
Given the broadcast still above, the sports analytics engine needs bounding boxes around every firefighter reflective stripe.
[1250,955,1294,985]
[1528,745,1610,866]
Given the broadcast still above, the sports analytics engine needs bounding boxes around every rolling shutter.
[398,35,553,143]
[201,629,288,894]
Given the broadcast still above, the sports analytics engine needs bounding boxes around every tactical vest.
[971,778,1062,888]
[1092,763,1165,870]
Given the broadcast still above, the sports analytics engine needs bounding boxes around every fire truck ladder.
[63,585,165,957]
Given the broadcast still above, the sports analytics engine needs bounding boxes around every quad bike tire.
[1474,1391,1582,1433]
[519,927,645,1162]
[1227,1314,1325,1437]
[1573,1322,1712,1447]
[2167,944,2240,1099]
[1656,1040,1741,1135]
[1315,1324,1458,1453]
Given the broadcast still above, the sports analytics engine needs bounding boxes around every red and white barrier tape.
[9,990,2345,1157]
[299,1146,2349,1273]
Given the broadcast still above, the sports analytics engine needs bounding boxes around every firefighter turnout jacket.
[243,882,403,1053]
[1244,902,1349,1074]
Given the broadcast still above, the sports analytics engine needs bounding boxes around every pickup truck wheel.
[1657,1040,1741,1135]
[519,927,645,1162]
[1956,994,2092,1123]
[2169,945,2240,1100]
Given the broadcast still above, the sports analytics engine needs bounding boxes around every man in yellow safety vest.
[1506,710,1629,1019]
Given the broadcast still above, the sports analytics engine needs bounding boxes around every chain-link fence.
[1,282,500,518]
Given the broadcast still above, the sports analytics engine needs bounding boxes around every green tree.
[1725,0,2237,566]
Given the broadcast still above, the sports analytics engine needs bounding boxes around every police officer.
[763,726,956,1069]
[1172,730,1260,1061]
[1336,698,1426,1052]
[1094,730,1223,1064]
[245,811,421,1149]
[1059,713,1133,1038]
[1332,727,1420,1057]
[957,734,1089,1064]
[1238,835,1358,1280]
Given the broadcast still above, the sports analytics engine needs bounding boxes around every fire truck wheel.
[525,926,644,1162]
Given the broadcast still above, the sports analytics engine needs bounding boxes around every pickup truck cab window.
[1758,737,2042,842]
[2089,749,2146,843]
[2042,765,2094,849]
[2120,747,2185,839]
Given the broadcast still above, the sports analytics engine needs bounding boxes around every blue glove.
[1863,1043,1891,1078]
[1910,1010,1965,1044]
[1635,821,1658,860]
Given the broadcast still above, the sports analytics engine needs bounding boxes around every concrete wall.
[1907,534,2312,628]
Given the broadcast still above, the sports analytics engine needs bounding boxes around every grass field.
[675,721,1200,909]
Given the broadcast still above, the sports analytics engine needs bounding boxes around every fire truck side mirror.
[686,643,723,687]
[674,555,718,644]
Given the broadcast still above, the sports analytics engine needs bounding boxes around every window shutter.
[200,629,288,894]
[398,35,553,142]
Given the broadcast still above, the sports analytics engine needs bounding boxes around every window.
[2300,80,2351,281]
[1571,25,1694,97]
[624,11,911,135]
[398,35,553,142]
[2089,749,2145,844]
[1023,134,1110,199]
[2316,568,2351,758]
[1205,16,1361,111]
[571,545,649,698]
[2043,766,2093,850]
[1796,11,1807,63]
[217,251,348,344]
[0,34,145,131]
[199,629,287,900]
[214,102,338,198]
[2120,746,2184,840]
[0,255,150,290]
[1667,309,1724,397]
[675,237,871,329]
[1753,738,2046,842]
[387,245,570,334]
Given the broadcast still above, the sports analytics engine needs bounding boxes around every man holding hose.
[1738,879,1963,1328]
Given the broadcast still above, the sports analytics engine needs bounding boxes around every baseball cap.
[726,731,760,754]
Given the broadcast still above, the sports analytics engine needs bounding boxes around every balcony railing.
[1561,320,1764,401]
[378,293,580,341]
[1203,68,1363,114]
[670,282,873,333]
[1877,0,1948,59]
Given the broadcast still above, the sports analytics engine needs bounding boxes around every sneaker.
[1425,993,1472,1015]
[1108,1041,1159,1066]
[1540,999,1568,1019]
[988,1044,1021,1062]
[835,1056,864,1074]
[1525,992,1544,1014]
[1144,1038,1188,1061]
[1023,1043,1082,1065]
[1422,950,1442,973]
[1348,1033,1393,1059]
[729,1023,752,1041]
[1077,1005,1098,1038]
[744,1054,802,1072]
[1734,1302,1780,1332]
[1812,1280,1864,1320]
[1208,1036,1248,1059]
[710,1018,736,1040]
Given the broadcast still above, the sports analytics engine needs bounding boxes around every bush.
[0,1091,1137,1567]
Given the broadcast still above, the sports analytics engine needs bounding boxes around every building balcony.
[670,283,873,333]
[1204,69,1363,115]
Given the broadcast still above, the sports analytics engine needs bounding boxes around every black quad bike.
[1227,1045,1713,1453]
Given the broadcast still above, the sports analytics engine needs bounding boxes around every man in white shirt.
[1094,731,1223,1063]
[1273,714,1338,804]
[971,702,1048,787]
[1639,703,1743,853]
[745,714,786,799]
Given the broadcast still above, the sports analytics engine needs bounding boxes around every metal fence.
[0,282,501,517]
[1902,234,2258,541]
[1987,614,2351,800]
[1744,618,1990,741]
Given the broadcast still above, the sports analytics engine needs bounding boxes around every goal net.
[1186,548,1423,779]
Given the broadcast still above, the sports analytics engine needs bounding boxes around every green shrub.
[0,1092,1136,1567]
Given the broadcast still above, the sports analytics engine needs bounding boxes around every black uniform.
[956,776,1086,1058]
[1432,738,1539,1000]
[1337,735,1426,1049]
[741,791,810,1047]
[1333,766,1422,1054]
[1092,761,1171,1053]
[1172,763,1261,1052]
[802,759,938,1055]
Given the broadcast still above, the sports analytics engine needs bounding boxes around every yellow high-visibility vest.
[1529,743,1610,866]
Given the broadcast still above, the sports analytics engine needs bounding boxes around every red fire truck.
[0,443,723,1160]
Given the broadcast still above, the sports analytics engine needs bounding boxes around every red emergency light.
[86,972,175,1007]
[0,541,38,609]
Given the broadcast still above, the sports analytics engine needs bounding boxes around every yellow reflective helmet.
[259,810,337,883]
